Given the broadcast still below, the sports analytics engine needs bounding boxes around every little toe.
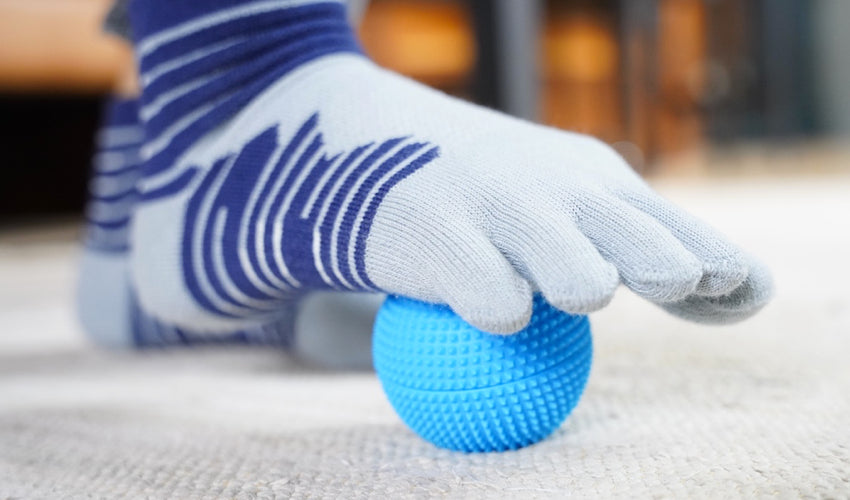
[698,257,749,297]
[575,191,703,303]
[659,254,774,324]
[619,189,749,296]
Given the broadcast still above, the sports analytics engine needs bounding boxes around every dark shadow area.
[0,95,99,223]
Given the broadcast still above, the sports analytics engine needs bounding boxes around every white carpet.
[1,176,848,499]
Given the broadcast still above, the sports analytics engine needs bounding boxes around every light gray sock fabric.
[128,1,772,335]
[131,55,773,334]
[77,97,298,348]
[78,250,136,348]
[660,255,774,324]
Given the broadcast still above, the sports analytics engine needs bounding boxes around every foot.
[128,0,772,334]
[78,97,295,348]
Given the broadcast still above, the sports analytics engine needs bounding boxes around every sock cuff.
[129,0,362,180]
[102,96,140,129]
[96,96,143,152]
[85,96,144,253]
[129,0,347,54]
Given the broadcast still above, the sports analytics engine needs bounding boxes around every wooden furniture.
[0,0,132,93]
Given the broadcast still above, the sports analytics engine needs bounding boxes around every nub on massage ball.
[373,295,592,452]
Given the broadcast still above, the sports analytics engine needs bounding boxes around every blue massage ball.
[373,295,592,452]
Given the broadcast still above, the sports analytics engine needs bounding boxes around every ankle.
[85,97,143,253]
[128,0,363,177]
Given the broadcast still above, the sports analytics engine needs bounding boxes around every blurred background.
[3,3,850,494]
[0,0,847,223]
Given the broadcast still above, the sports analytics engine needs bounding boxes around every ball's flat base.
[373,295,592,453]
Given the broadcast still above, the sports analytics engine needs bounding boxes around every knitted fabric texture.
[78,97,294,348]
[128,0,772,334]
[3,170,847,499]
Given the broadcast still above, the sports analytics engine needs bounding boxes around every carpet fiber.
[1,176,848,499]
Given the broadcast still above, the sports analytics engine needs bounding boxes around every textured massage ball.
[373,295,592,452]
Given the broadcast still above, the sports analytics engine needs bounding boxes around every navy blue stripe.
[144,27,351,139]
[132,1,361,179]
[168,110,441,314]
[89,188,139,204]
[262,133,322,284]
[130,295,147,346]
[153,320,169,344]
[196,142,289,310]
[134,2,349,66]
[278,151,339,287]
[143,28,355,148]
[91,163,140,179]
[100,141,143,152]
[354,147,440,289]
[318,137,404,288]
[296,153,341,218]
[310,145,370,288]
[246,116,317,291]
[244,116,316,287]
[199,199,251,310]
[140,168,199,202]
[181,156,238,317]
[95,161,142,178]
[86,215,132,230]
[172,326,191,345]
[214,128,283,303]
[142,35,248,102]
[142,18,343,100]
[142,34,244,85]
[285,151,340,223]
[143,36,359,178]
[334,142,427,287]
[102,97,140,127]
[304,144,371,222]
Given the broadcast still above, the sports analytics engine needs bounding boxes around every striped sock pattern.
[128,0,772,334]
[129,290,293,347]
[78,97,295,348]
[127,0,436,329]
[129,0,361,178]
[177,114,438,318]
[84,98,143,253]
